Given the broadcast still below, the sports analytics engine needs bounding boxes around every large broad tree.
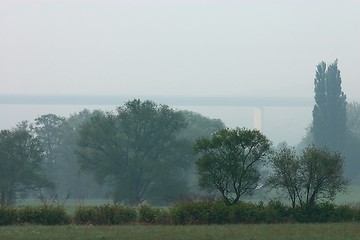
[76,99,191,205]
[0,127,50,205]
[268,145,348,207]
[195,128,271,205]
[312,60,347,151]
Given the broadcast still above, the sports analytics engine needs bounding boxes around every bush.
[0,206,69,225]
[138,205,171,224]
[138,205,158,224]
[231,202,262,223]
[170,200,232,225]
[170,201,211,224]
[73,204,137,225]
[112,205,137,224]
[16,206,69,225]
[260,201,293,223]
[0,207,17,225]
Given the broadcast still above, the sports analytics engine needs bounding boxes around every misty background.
[1,0,359,145]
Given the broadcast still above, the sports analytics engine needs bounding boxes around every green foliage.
[0,207,16,225]
[138,205,171,224]
[195,127,271,205]
[77,99,192,204]
[73,204,137,225]
[1,201,360,225]
[169,200,360,224]
[0,206,69,225]
[312,60,347,152]
[231,202,267,223]
[178,110,224,142]
[51,110,107,199]
[34,114,65,184]
[170,200,234,224]
[0,127,50,205]
[343,102,360,180]
[268,145,348,207]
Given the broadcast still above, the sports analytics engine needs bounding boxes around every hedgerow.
[0,206,69,225]
[1,201,359,225]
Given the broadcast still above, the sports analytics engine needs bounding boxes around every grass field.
[1,223,360,240]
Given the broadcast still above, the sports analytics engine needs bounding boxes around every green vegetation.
[0,127,51,205]
[195,128,271,205]
[312,59,347,152]
[268,145,348,208]
[1,224,360,240]
[2,201,360,226]
[0,206,69,225]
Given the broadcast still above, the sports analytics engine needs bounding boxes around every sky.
[0,0,359,145]
[1,0,359,99]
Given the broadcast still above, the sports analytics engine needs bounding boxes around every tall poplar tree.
[312,60,347,151]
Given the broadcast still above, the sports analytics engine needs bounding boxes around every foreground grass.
[1,223,360,240]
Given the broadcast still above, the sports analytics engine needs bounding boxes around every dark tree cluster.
[312,60,347,152]
[0,127,50,205]
[0,100,224,206]
[306,59,360,181]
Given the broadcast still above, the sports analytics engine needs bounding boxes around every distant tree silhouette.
[312,59,347,152]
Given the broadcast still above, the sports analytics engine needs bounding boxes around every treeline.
[0,100,225,206]
[0,97,359,207]
[1,60,360,207]
[1,201,360,225]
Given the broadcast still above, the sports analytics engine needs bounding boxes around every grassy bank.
[1,223,360,240]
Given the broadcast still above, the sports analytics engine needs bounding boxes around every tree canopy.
[76,99,192,204]
[268,145,348,207]
[34,114,65,185]
[0,127,50,205]
[195,127,271,205]
[312,60,347,152]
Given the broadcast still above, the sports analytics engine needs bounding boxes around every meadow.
[1,223,360,240]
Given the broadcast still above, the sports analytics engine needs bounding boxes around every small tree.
[195,128,271,205]
[267,147,300,208]
[268,145,348,207]
[300,146,348,206]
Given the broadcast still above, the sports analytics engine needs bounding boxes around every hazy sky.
[1,0,359,100]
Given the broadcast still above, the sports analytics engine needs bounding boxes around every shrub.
[264,201,293,223]
[231,202,261,223]
[73,206,95,224]
[0,207,17,225]
[73,204,137,225]
[170,201,212,224]
[16,206,69,225]
[332,205,356,222]
[138,205,158,224]
[112,205,137,224]
[0,206,69,225]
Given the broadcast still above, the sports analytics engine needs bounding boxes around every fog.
[0,103,312,145]
[1,0,359,145]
